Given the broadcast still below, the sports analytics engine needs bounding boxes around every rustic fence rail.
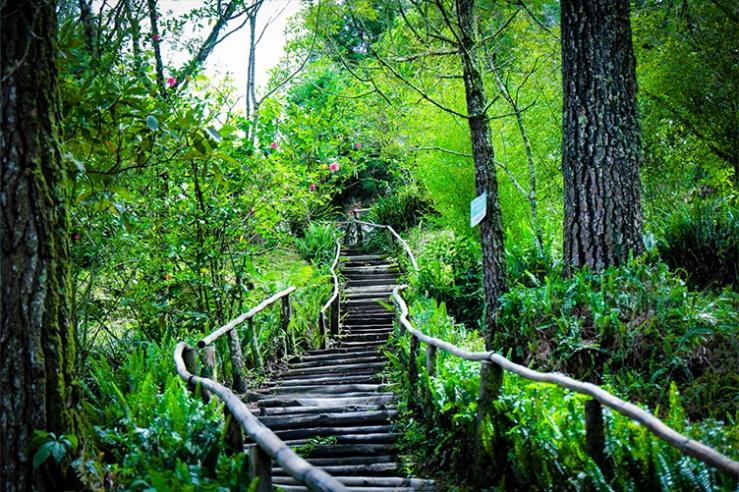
[174,340,348,491]
[197,286,295,392]
[318,240,342,347]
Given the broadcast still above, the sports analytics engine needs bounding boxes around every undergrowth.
[386,259,739,491]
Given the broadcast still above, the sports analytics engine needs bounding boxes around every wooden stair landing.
[249,249,434,491]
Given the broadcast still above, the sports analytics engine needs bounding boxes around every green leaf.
[32,442,54,469]
[146,115,159,131]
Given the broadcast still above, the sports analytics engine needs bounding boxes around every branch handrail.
[352,218,419,271]
[198,286,296,348]
[316,240,342,346]
[391,285,739,479]
[320,240,342,316]
[173,342,349,491]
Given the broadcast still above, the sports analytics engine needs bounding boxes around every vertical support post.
[330,297,340,337]
[200,346,217,401]
[319,312,327,349]
[585,399,610,477]
[249,446,272,492]
[354,211,363,246]
[425,345,437,377]
[408,335,419,390]
[182,347,198,391]
[248,317,263,370]
[223,409,243,455]
[281,294,292,353]
[227,329,247,393]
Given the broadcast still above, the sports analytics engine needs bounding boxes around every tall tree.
[561,0,644,275]
[1,1,77,490]
[560,0,644,474]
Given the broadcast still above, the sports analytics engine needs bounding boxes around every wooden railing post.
[425,345,437,377]
[354,212,363,246]
[585,399,610,477]
[319,313,327,349]
[330,297,340,337]
[409,335,419,393]
[281,293,292,352]
[182,347,198,392]
[200,346,216,401]
[223,409,243,455]
[227,329,247,393]
[248,318,263,370]
[249,446,272,492]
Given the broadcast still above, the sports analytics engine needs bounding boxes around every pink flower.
[354,143,362,149]
[166,76,176,88]
[270,142,278,149]
[309,183,317,192]
[329,162,339,172]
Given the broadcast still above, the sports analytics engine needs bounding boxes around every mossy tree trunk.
[561,0,644,477]
[561,0,644,275]
[1,1,77,490]
[456,0,509,483]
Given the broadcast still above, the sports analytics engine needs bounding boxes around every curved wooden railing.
[318,240,342,347]
[348,215,419,271]
[366,218,739,480]
[391,286,739,478]
[175,287,349,491]
[197,286,295,392]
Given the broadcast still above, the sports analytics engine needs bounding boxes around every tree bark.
[561,0,644,274]
[1,1,77,490]
[456,0,509,482]
[146,0,166,97]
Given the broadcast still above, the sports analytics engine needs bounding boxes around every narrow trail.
[249,247,435,491]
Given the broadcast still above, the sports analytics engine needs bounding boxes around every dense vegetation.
[1,0,736,491]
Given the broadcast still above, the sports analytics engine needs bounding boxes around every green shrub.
[387,291,738,491]
[495,258,739,419]
[505,232,559,288]
[77,340,252,490]
[366,184,433,233]
[413,230,483,328]
[294,222,341,264]
[656,199,738,290]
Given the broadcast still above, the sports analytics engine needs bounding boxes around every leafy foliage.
[655,199,738,290]
[495,257,739,419]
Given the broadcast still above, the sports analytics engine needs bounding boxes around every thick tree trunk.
[456,0,509,482]
[1,1,77,491]
[561,0,644,274]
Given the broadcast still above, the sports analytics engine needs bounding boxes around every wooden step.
[271,425,394,441]
[272,475,435,488]
[258,410,397,430]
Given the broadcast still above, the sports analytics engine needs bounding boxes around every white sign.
[470,192,487,227]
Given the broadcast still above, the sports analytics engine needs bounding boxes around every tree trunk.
[456,0,509,482]
[1,2,77,490]
[561,0,644,274]
[147,0,166,97]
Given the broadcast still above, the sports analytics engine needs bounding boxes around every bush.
[366,184,433,233]
[505,232,559,288]
[495,257,739,419]
[414,231,483,328]
[294,222,341,264]
[387,291,738,491]
[77,340,252,490]
[656,199,738,290]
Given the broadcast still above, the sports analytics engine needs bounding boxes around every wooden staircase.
[249,248,435,491]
